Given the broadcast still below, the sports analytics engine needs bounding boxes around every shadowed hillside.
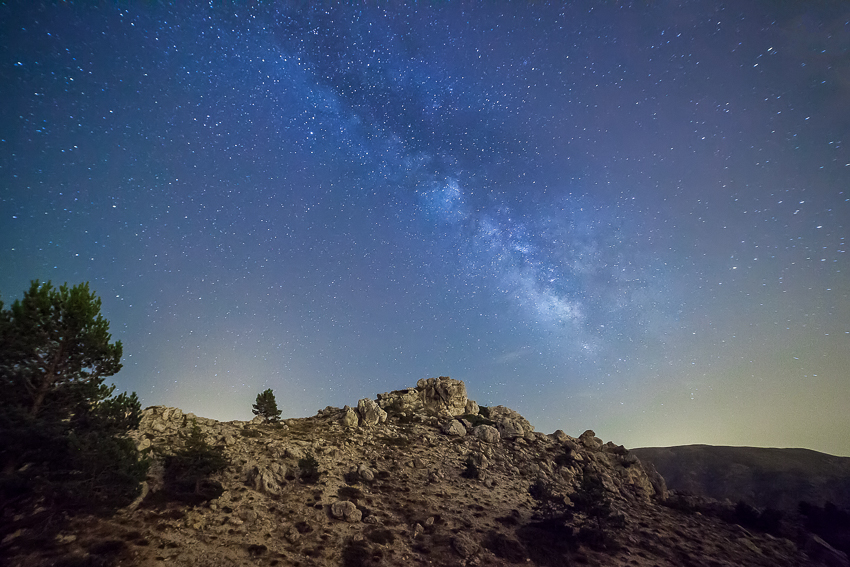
[631,445,850,511]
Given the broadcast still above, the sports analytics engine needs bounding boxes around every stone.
[465,399,479,415]
[331,500,362,523]
[413,523,424,538]
[341,406,359,427]
[284,446,305,460]
[443,419,467,437]
[137,437,151,451]
[579,429,603,450]
[487,405,533,439]
[357,464,375,482]
[551,430,569,443]
[284,527,300,543]
[452,533,479,558]
[246,466,281,495]
[417,376,469,416]
[357,398,388,426]
[472,424,500,444]
[468,451,489,470]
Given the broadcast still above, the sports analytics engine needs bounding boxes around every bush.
[462,457,481,479]
[298,453,320,484]
[162,421,227,502]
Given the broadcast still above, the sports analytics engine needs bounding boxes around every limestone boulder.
[246,466,281,496]
[341,406,359,427]
[443,419,467,437]
[357,398,387,426]
[417,376,469,416]
[473,424,500,444]
[331,500,362,523]
[579,429,603,450]
[487,405,533,439]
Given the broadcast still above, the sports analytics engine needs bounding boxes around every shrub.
[462,457,481,479]
[162,421,228,502]
[298,453,320,484]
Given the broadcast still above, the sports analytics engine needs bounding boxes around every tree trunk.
[29,342,65,417]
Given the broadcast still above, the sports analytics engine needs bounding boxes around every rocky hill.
[3,377,845,566]
[630,445,850,512]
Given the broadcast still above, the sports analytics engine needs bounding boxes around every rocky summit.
[4,377,837,566]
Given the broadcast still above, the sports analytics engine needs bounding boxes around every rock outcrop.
[3,376,828,567]
[376,375,470,418]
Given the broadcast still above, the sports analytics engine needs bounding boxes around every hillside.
[2,378,844,566]
[630,445,850,512]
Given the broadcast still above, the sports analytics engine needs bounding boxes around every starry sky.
[2,1,849,456]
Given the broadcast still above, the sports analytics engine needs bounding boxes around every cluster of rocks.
[7,376,837,567]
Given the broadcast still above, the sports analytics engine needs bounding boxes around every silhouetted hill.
[631,445,850,511]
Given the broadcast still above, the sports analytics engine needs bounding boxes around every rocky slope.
[630,445,850,512]
[3,377,841,566]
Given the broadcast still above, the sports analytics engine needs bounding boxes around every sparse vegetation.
[462,456,481,479]
[162,421,228,503]
[298,453,321,484]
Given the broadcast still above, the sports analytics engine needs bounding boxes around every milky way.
[2,1,848,454]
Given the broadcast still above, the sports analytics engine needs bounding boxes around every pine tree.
[0,280,148,514]
[252,388,282,422]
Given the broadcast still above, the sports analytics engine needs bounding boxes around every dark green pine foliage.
[0,280,149,515]
[252,388,282,422]
[162,421,228,503]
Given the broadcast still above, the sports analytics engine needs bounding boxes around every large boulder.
[486,406,534,439]
[377,376,473,418]
[357,398,388,426]
[417,376,469,416]
[246,466,282,496]
[331,500,362,523]
[443,419,467,437]
[473,425,500,444]
[579,429,603,450]
[341,406,359,427]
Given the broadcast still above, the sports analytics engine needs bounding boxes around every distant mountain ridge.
[630,445,850,511]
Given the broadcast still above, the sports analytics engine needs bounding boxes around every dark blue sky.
[2,1,848,454]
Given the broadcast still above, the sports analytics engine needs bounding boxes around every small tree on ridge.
[252,388,281,422]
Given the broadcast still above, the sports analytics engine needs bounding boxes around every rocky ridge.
[6,377,834,566]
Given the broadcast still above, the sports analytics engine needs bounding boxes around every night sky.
[2,1,848,456]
